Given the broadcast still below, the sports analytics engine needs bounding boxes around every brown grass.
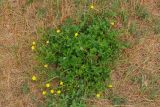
[0,0,76,106]
[0,0,159,107]
[143,0,160,16]
[111,35,160,106]
[0,0,57,106]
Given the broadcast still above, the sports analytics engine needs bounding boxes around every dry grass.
[0,0,76,106]
[0,0,160,107]
[142,0,160,16]
[111,35,160,106]
[0,0,58,106]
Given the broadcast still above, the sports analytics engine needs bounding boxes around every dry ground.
[0,0,160,107]
[0,0,55,106]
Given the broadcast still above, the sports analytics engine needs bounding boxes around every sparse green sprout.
[21,82,30,94]
[36,8,46,19]
[112,96,127,105]
[153,19,160,34]
[135,5,149,20]
[129,22,137,35]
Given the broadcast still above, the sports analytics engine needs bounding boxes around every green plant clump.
[37,14,123,106]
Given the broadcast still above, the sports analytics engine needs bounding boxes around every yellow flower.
[46,41,49,44]
[31,45,35,50]
[108,84,113,88]
[74,32,79,37]
[56,29,60,33]
[32,75,37,81]
[111,22,115,26]
[90,5,94,9]
[32,41,36,45]
[42,91,47,95]
[96,93,100,98]
[46,83,50,88]
[44,64,48,68]
[60,81,63,86]
[57,90,61,94]
[50,89,54,94]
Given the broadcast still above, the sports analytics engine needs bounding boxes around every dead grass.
[142,0,160,16]
[0,0,59,106]
[111,35,160,106]
[0,0,76,106]
[0,0,160,107]
[109,0,160,106]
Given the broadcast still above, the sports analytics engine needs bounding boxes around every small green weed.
[148,88,159,100]
[21,81,30,94]
[35,13,124,106]
[0,0,4,6]
[153,19,160,34]
[135,4,149,20]
[111,96,127,105]
[36,8,46,19]
[111,0,121,10]
[119,9,129,26]
[128,21,137,35]
[26,0,34,4]
[131,76,142,84]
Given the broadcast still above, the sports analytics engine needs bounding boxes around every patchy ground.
[112,35,160,106]
[110,0,160,106]
[0,0,160,107]
[0,1,50,106]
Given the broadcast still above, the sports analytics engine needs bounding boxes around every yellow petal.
[44,64,48,68]
[46,83,50,88]
[60,81,63,85]
[90,5,94,9]
[56,29,60,33]
[50,89,54,94]
[46,41,49,44]
[111,22,115,26]
[108,84,113,88]
[42,91,47,95]
[96,93,100,98]
[32,42,36,45]
[32,75,37,81]
[57,90,61,94]
[31,46,35,50]
[74,33,78,37]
